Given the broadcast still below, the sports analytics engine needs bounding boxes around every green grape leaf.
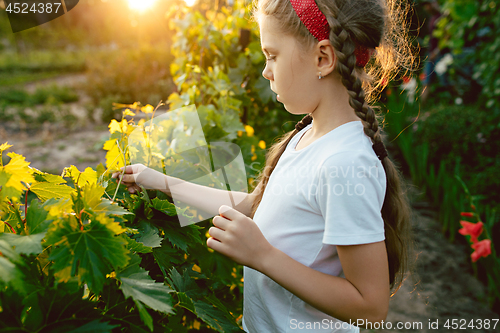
[0,240,26,294]
[164,224,203,252]
[83,183,131,216]
[151,198,177,216]
[30,182,76,201]
[0,232,45,255]
[133,221,162,248]
[135,301,154,332]
[66,319,119,333]
[33,169,66,184]
[176,292,195,312]
[124,235,153,253]
[166,267,200,296]
[193,300,243,333]
[153,239,184,274]
[46,215,130,293]
[26,199,54,234]
[117,255,175,322]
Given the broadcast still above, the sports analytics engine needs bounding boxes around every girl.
[114,0,414,331]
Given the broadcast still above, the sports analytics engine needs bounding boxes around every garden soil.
[1,74,499,332]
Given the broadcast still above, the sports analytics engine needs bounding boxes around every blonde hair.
[250,0,415,294]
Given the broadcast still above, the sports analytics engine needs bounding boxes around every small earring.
[318,72,323,80]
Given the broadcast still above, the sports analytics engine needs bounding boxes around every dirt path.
[360,187,500,333]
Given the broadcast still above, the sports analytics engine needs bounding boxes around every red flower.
[471,239,492,263]
[402,76,411,84]
[419,73,426,81]
[460,212,474,217]
[458,221,483,243]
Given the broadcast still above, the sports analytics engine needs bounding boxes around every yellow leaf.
[108,119,122,134]
[251,145,255,153]
[258,140,266,149]
[0,142,12,153]
[108,119,129,134]
[244,125,254,137]
[30,182,76,201]
[96,213,127,235]
[123,109,136,117]
[141,104,154,114]
[251,154,257,161]
[193,320,201,330]
[63,165,97,187]
[192,264,201,273]
[103,139,125,170]
[237,130,242,137]
[2,153,35,192]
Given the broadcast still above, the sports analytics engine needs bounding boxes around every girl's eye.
[265,56,275,63]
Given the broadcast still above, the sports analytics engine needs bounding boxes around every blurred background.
[0,0,499,329]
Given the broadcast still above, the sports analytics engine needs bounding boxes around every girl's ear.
[315,39,336,76]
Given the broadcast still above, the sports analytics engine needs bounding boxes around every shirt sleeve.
[315,150,386,245]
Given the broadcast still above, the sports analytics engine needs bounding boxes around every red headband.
[289,0,374,67]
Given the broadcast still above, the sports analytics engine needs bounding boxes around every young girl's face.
[259,16,320,114]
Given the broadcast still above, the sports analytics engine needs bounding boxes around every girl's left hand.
[207,205,274,271]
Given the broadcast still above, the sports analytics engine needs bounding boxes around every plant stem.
[3,221,16,234]
[23,187,29,231]
[112,143,127,203]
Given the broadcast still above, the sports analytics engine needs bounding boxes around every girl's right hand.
[111,164,168,194]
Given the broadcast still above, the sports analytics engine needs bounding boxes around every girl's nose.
[262,64,273,81]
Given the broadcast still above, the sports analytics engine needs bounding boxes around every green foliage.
[434,0,500,125]
[166,2,302,156]
[382,91,500,308]
[413,103,500,208]
[0,142,245,332]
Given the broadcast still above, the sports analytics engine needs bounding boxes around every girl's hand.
[207,205,274,272]
[111,164,168,194]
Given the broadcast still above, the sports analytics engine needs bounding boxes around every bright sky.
[127,0,156,12]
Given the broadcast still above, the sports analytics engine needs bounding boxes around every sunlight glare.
[184,0,196,6]
[128,0,156,12]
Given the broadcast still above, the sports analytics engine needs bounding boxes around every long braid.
[329,16,412,290]
[328,17,382,145]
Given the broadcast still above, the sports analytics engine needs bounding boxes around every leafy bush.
[414,102,500,209]
[434,0,500,128]
[0,108,246,331]
[382,90,500,309]
[166,4,303,146]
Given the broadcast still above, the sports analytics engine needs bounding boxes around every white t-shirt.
[242,120,387,333]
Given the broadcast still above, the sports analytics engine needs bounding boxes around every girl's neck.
[307,72,360,138]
